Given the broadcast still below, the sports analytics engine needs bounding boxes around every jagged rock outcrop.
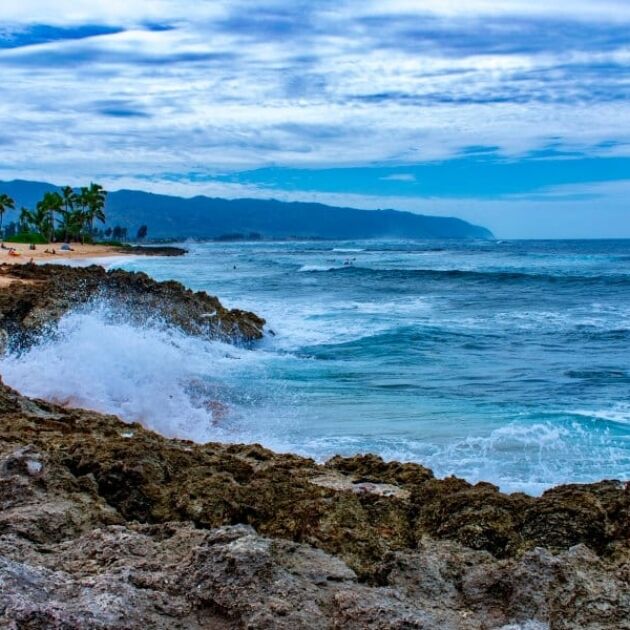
[0,263,265,346]
[0,378,628,628]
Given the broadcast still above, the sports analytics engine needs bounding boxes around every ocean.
[3,239,630,494]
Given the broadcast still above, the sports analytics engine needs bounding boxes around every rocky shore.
[1,379,628,628]
[0,263,265,351]
[0,265,628,628]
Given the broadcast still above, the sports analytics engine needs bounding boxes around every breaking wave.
[0,302,287,444]
[2,237,629,496]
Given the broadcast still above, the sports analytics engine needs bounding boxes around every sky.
[0,1,629,238]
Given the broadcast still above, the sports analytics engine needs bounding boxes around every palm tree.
[59,209,84,242]
[61,186,76,214]
[83,183,107,241]
[0,193,15,243]
[37,192,64,242]
[13,184,107,244]
[76,187,89,244]
[20,205,52,241]
[18,207,30,233]
[60,186,77,240]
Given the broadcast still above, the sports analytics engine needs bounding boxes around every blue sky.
[0,1,629,238]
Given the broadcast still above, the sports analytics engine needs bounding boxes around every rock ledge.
[0,379,628,628]
[0,263,265,348]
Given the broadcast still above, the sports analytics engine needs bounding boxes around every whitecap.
[569,405,630,426]
[298,264,347,272]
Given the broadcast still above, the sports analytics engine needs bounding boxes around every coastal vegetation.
[0,183,134,245]
[0,193,15,241]
[4,184,105,244]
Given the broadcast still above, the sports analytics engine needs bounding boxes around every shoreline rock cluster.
[0,263,265,351]
[0,264,628,628]
[0,379,628,628]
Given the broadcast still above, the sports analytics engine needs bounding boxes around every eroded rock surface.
[0,378,628,628]
[0,263,265,345]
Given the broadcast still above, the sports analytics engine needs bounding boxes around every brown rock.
[0,376,628,627]
[0,262,265,345]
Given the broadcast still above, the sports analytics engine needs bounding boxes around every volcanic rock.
[0,378,628,628]
[0,263,265,346]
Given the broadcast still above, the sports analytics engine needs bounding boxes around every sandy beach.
[0,242,125,266]
[0,243,187,288]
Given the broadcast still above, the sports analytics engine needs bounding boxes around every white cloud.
[6,1,628,27]
[0,1,226,26]
[0,0,629,229]
[357,0,630,22]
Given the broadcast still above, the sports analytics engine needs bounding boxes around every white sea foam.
[289,416,630,496]
[298,264,347,272]
[419,420,629,494]
[0,303,283,444]
[254,297,402,351]
[331,297,432,317]
[569,405,630,425]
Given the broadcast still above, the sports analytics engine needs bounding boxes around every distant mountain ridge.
[0,179,493,240]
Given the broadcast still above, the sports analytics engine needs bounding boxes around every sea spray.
[1,300,627,495]
[0,300,292,444]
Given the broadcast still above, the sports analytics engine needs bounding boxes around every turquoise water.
[4,239,630,493]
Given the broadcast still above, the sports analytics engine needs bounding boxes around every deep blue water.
[4,239,629,494]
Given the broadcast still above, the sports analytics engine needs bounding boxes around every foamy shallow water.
[3,239,630,495]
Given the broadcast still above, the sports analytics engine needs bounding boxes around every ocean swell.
[307,265,630,286]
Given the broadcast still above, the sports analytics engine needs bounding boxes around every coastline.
[1,242,187,266]
[0,242,188,286]
[0,243,129,288]
[0,374,628,627]
[0,242,131,266]
[0,262,628,627]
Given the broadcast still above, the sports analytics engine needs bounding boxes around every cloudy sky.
[1,1,629,237]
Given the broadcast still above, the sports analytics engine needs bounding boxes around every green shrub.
[5,232,48,244]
